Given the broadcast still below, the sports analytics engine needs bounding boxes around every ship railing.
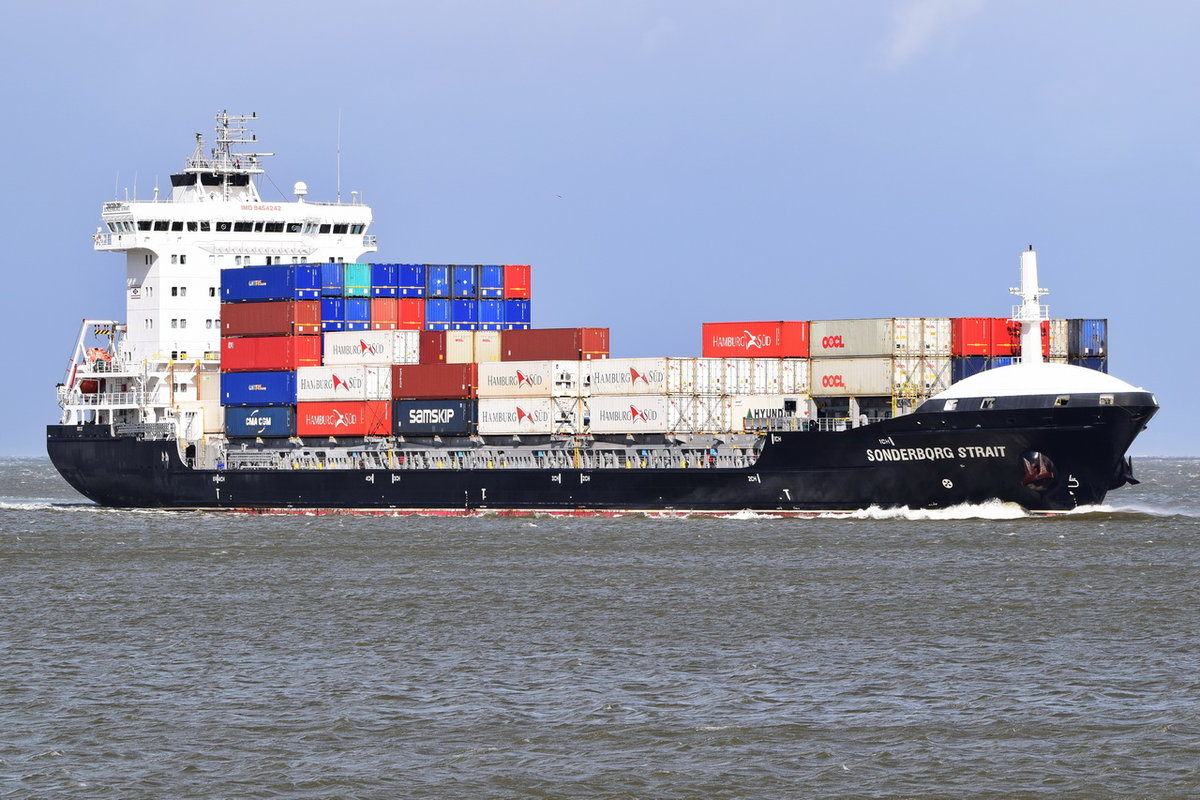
[66,391,150,407]
[115,422,176,440]
[93,233,113,246]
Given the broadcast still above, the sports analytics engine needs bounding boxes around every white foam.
[828,499,1032,521]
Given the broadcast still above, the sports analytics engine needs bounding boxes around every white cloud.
[887,0,984,66]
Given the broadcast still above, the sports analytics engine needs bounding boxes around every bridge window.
[265,222,284,233]
[332,224,348,234]
[199,221,211,232]
[287,222,303,233]
[180,255,186,264]
[138,221,152,231]
[187,221,197,232]
[254,222,264,232]
[216,221,231,232]
[153,221,169,231]
[350,224,364,234]
[171,221,183,231]
[233,222,253,232]
[319,224,331,234]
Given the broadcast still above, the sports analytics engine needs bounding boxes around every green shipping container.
[344,262,371,297]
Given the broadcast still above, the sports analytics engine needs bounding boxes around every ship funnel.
[1011,246,1048,364]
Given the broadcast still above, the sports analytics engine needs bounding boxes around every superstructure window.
[265,222,284,233]
[216,221,232,232]
[180,255,186,264]
[154,221,169,231]
[233,222,253,232]
[171,221,183,232]
[350,224,364,234]
[171,319,178,329]
[180,319,187,329]
[199,221,211,232]
[287,222,302,233]
[138,221,152,231]
[332,224,348,234]
[209,287,216,297]
[187,221,197,232]
[171,255,178,265]
[319,224,331,234]
[254,222,264,232]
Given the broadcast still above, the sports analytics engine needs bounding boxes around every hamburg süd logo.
[629,368,648,384]
[516,370,534,387]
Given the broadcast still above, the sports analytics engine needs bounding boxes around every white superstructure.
[61,111,376,439]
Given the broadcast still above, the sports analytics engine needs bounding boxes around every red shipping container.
[953,318,1051,357]
[296,401,392,437]
[500,327,609,361]
[398,298,425,330]
[420,331,447,364]
[503,264,531,299]
[951,318,992,356]
[701,321,810,358]
[221,301,321,337]
[220,335,321,372]
[391,363,478,399]
[371,298,399,330]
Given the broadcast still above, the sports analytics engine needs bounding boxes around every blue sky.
[2,1,1196,455]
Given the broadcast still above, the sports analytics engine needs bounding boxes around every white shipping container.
[476,360,589,398]
[753,358,783,394]
[693,358,726,395]
[1049,318,1068,358]
[922,357,952,396]
[445,332,474,364]
[729,393,812,431]
[477,397,557,435]
[473,331,501,363]
[723,358,755,395]
[586,394,671,433]
[590,357,670,396]
[893,318,924,356]
[780,359,811,394]
[666,358,693,394]
[667,395,731,433]
[923,318,952,356]
[323,330,420,366]
[296,365,392,401]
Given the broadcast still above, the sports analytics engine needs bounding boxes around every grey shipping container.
[392,400,477,435]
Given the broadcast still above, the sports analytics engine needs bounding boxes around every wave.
[827,499,1033,521]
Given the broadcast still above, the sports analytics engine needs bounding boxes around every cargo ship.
[47,112,1157,513]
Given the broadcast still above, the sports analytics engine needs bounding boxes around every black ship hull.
[47,395,1157,513]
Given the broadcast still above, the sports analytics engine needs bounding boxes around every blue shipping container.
[221,265,320,303]
[478,299,505,331]
[950,356,987,384]
[451,299,479,330]
[392,400,477,436]
[398,264,426,298]
[220,371,297,407]
[1068,318,1107,357]
[320,263,345,297]
[371,263,398,297]
[1069,356,1108,373]
[321,297,346,332]
[425,299,451,331]
[503,299,532,329]
[225,406,297,438]
[453,265,478,298]
[426,265,451,298]
[479,265,505,298]
[344,263,371,298]
[345,297,372,331]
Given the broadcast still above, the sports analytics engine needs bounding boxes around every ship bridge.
[79,110,377,430]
